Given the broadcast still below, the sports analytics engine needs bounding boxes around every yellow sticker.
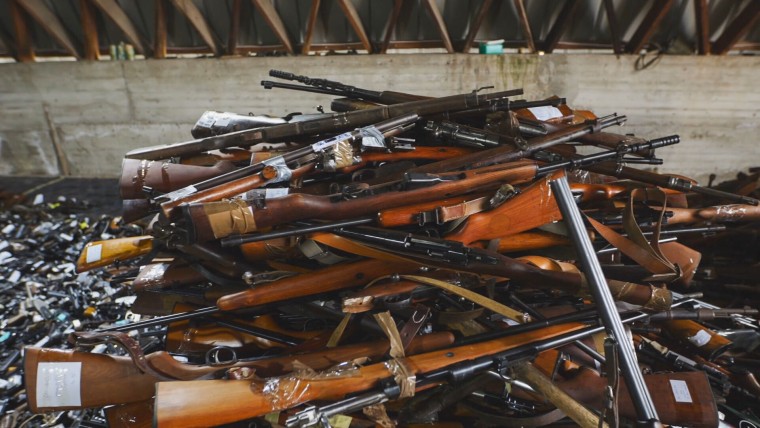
[264,412,280,424]
[328,414,352,428]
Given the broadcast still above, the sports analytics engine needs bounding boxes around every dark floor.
[0,176,122,216]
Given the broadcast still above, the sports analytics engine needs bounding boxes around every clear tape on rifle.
[384,359,416,398]
[262,157,293,183]
[136,263,168,287]
[712,204,753,222]
[251,360,361,410]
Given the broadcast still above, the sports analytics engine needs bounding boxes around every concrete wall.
[0,54,758,184]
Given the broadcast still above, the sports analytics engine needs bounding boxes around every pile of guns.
[13,71,760,427]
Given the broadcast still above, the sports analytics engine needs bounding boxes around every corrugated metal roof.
[0,0,758,61]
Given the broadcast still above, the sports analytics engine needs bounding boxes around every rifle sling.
[70,331,172,381]
[400,275,527,323]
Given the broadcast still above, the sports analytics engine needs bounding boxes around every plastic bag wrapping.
[135,263,168,287]
[384,359,416,398]
[250,360,361,411]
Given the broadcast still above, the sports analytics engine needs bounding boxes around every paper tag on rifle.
[36,362,82,407]
[688,329,712,347]
[527,106,563,121]
[85,244,102,264]
[669,379,693,403]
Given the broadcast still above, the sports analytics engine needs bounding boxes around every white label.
[195,111,216,128]
[688,329,712,347]
[36,362,82,408]
[265,188,289,199]
[528,106,563,121]
[669,379,693,403]
[214,114,231,127]
[85,244,102,264]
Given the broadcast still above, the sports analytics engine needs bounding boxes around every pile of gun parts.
[11,71,760,427]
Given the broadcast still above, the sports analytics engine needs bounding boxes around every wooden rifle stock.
[160,163,316,219]
[216,258,419,311]
[132,262,205,292]
[76,236,153,272]
[556,366,719,427]
[184,162,539,242]
[154,322,586,427]
[446,173,562,245]
[24,347,157,412]
[119,158,237,200]
[664,203,760,225]
[105,400,154,428]
[659,319,733,361]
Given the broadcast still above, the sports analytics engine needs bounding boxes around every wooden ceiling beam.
[251,0,294,55]
[422,0,454,53]
[513,0,536,53]
[302,0,321,54]
[626,0,675,54]
[461,0,494,53]
[0,19,19,60]
[154,0,167,58]
[227,0,241,55]
[169,0,219,56]
[693,0,709,55]
[712,0,760,55]
[379,0,403,54]
[543,0,579,53]
[90,0,147,55]
[17,0,81,59]
[10,1,34,62]
[80,0,99,60]
[337,0,372,53]
[603,0,623,55]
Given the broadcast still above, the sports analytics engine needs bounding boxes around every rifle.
[24,346,158,412]
[658,319,733,361]
[183,135,678,243]
[190,110,330,139]
[23,332,455,412]
[119,158,237,200]
[155,113,417,218]
[264,69,427,104]
[154,321,590,427]
[326,226,670,308]
[662,203,760,224]
[125,88,523,161]
[587,161,759,206]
